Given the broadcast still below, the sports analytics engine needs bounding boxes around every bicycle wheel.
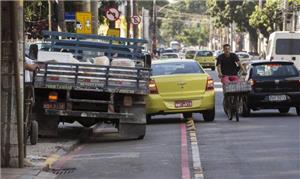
[235,96,240,122]
[223,96,233,120]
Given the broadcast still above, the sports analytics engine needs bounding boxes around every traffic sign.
[64,12,75,22]
[107,28,120,44]
[76,12,92,34]
[107,28,120,38]
[106,8,120,21]
[131,15,141,25]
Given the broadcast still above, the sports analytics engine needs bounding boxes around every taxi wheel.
[296,107,300,116]
[279,108,290,114]
[202,108,215,122]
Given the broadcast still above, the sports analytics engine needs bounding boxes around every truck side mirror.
[29,44,38,60]
[144,54,151,68]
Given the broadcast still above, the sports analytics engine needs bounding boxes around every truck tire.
[31,113,59,137]
[119,104,146,140]
[30,120,38,145]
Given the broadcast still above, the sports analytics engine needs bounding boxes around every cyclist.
[217,44,246,83]
[217,44,247,121]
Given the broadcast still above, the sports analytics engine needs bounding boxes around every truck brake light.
[48,91,58,102]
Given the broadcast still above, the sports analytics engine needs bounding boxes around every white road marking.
[70,152,140,160]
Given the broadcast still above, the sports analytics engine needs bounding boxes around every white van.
[266,31,300,71]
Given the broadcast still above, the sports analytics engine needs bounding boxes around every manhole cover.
[50,168,76,175]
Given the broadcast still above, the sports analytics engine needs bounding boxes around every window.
[196,51,213,57]
[152,61,204,76]
[252,63,299,78]
[276,39,300,55]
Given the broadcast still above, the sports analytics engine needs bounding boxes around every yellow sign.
[107,28,120,38]
[76,12,92,34]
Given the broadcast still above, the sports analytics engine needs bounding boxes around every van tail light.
[48,91,58,102]
[149,80,158,94]
[206,77,214,91]
[249,79,256,87]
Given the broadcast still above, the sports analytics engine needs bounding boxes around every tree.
[206,0,258,51]
[249,0,283,38]
[158,0,209,46]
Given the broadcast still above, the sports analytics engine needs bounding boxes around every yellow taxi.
[146,59,215,121]
[194,50,216,71]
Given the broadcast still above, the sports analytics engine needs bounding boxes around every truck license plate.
[175,100,192,108]
[268,95,287,102]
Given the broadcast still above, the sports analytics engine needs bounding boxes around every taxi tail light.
[149,80,158,94]
[206,77,214,91]
[48,91,58,102]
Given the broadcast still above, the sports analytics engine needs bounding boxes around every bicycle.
[223,81,251,122]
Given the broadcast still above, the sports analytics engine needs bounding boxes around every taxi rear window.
[252,63,299,78]
[196,51,213,57]
[152,61,204,76]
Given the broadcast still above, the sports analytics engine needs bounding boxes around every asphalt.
[19,69,300,179]
[195,70,300,179]
[54,119,185,179]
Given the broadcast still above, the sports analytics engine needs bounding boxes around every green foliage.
[176,26,209,46]
[24,0,49,22]
[249,0,283,38]
[159,0,209,46]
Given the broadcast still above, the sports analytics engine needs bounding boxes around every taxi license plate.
[175,100,192,108]
[268,95,287,102]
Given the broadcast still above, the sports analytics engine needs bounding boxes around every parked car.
[241,60,300,116]
[194,50,215,71]
[160,53,181,59]
[213,50,222,57]
[146,59,215,121]
[236,51,251,66]
[185,50,197,59]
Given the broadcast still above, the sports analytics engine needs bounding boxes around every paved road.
[51,70,300,179]
[195,71,300,179]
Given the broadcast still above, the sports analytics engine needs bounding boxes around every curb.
[186,118,204,179]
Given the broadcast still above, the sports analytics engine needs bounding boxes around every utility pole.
[91,0,99,34]
[283,0,287,31]
[133,0,138,38]
[126,0,131,38]
[258,0,263,55]
[48,0,52,31]
[152,0,157,56]
[57,0,66,32]
[1,0,24,168]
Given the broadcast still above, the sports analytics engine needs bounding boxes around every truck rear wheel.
[32,113,59,137]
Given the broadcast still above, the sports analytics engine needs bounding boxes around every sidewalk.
[1,124,80,179]
[1,168,56,179]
